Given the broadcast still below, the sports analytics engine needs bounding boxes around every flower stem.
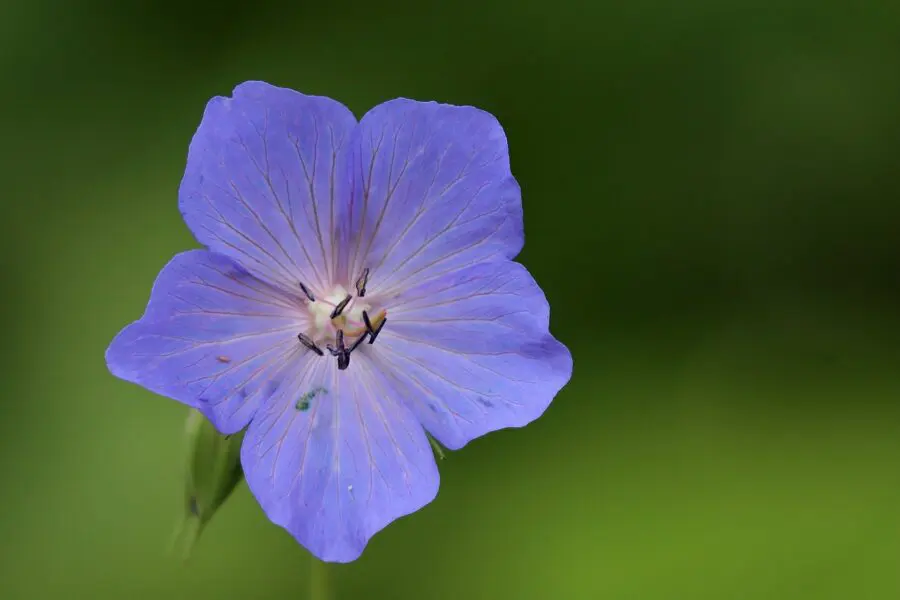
[310,555,331,600]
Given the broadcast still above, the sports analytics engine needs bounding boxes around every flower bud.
[426,432,447,461]
[170,410,244,560]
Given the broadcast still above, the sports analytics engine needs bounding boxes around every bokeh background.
[3,1,900,598]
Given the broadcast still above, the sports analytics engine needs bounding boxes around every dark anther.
[355,268,370,297]
[330,294,352,319]
[298,281,315,302]
[329,329,370,370]
[362,311,386,345]
[368,317,386,344]
[334,329,350,370]
[297,332,324,356]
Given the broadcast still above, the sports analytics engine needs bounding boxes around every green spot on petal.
[296,386,328,411]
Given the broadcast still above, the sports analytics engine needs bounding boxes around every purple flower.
[106,81,572,562]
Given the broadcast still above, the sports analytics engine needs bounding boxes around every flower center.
[295,269,387,370]
[308,286,370,340]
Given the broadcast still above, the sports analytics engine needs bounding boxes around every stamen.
[330,294,352,319]
[368,317,386,344]
[298,280,315,302]
[362,310,387,345]
[334,329,350,370]
[330,330,368,366]
[297,332,324,356]
[348,332,369,353]
[355,268,370,297]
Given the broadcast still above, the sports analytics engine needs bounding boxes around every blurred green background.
[2,0,900,598]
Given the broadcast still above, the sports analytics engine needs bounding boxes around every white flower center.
[307,285,373,344]
[295,271,388,370]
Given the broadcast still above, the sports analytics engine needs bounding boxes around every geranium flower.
[106,81,572,562]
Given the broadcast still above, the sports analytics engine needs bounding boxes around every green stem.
[310,555,331,600]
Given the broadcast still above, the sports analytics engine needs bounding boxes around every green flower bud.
[426,432,447,461]
[170,409,244,560]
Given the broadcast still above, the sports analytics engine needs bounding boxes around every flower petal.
[241,352,439,563]
[340,99,523,296]
[179,81,357,294]
[105,250,309,434]
[374,260,572,450]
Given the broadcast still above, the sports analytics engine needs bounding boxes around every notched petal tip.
[554,338,575,385]
[104,250,305,434]
[104,322,142,384]
[300,480,441,564]
[179,80,358,291]
[343,97,524,293]
[240,361,441,563]
[369,96,503,124]
[229,80,353,109]
[202,80,318,108]
[377,259,572,451]
[104,249,210,385]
